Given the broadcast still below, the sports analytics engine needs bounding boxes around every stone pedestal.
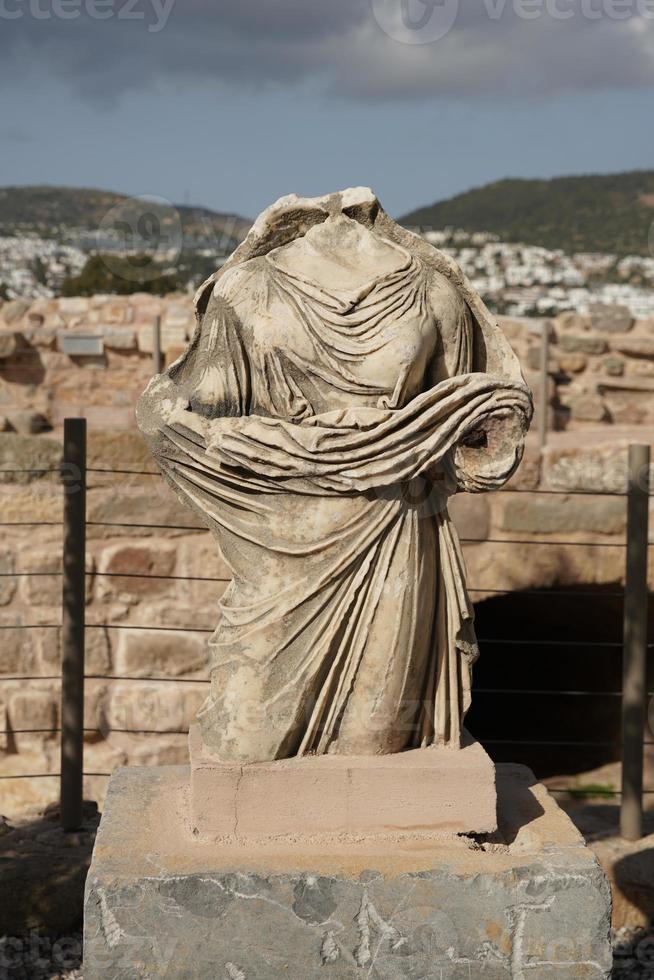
[84,764,612,979]
[189,725,497,839]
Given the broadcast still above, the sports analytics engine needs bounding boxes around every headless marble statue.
[137,188,532,765]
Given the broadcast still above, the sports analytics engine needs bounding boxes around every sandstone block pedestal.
[189,725,497,839]
[84,764,612,979]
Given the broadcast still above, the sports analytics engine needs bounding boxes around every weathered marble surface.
[137,188,533,764]
[83,765,612,979]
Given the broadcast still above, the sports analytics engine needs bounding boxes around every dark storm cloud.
[0,0,652,103]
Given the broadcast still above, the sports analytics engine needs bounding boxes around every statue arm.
[423,272,532,491]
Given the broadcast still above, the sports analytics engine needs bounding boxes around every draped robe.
[137,199,532,765]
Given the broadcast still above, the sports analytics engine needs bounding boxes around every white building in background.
[1,226,653,318]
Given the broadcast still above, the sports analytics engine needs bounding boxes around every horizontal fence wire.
[80,521,653,546]
[87,521,204,531]
[0,571,632,594]
[0,571,60,578]
[2,728,193,735]
[0,625,59,631]
[467,587,626,598]
[0,772,113,779]
[3,622,652,649]
[0,468,61,475]
[0,522,62,527]
[461,537,634,548]
[4,729,651,744]
[87,467,160,476]
[95,571,227,583]
[85,673,209,683]
[0,675,62,682]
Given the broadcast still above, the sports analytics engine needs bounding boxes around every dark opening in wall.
[466,585,654,779]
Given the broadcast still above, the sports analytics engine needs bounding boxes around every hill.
[400,171,654,255]
[0,185,251,247]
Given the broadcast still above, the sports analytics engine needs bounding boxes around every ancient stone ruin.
[83,190,612,978]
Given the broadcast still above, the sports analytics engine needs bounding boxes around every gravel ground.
[612,928,654,978]
[0,929,652,978]
[0,933,82,980]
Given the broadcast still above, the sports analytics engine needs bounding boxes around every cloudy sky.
[1,0,653,218]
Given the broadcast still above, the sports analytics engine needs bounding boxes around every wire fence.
[0,420,651,837]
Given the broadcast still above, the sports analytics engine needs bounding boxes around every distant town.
[412,228,654,320]
[2,224,654,320]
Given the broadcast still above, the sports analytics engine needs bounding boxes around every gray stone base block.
[84,764,612,979]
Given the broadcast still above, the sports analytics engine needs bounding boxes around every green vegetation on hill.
[400,171,654,255]
[60,254,183,297]
[0,185,250,245]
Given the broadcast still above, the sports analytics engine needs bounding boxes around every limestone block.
[101,329,137,351]
[0,550,16,606]
[0,699,7,751]
[176,536,231,582]
[106,683,189,733]
[162,302,193,329]
[87,489,201,538]
[83,765,612,980]
[115,628,207,678]
[57,298,89,317]
[610,336,654,359]
[9,689,58,747]
[0,617,37,674]
[603,391,650,426]
[131,739,189,767]
[98,542,177,598]
[598,375,654,392]
[558,352,588,374]
[6,410,51,435]
[137,322,188,354]
[34,625,111,676]
[1,299,30,324]
[526,343,559,372]
[0,433,61,486]
[553,310,592,333]
[0,332,18,359]
[503,439,541,490]
[563,389,607,422]
[190,726,497,839]
[21,551,94,606]
[86,430,154,473]
[500,494,626,535]
[542,444,631,494]
[496,315,529,340]
[632,360,654,377]
[589,302,634,333]
[448,493,490,541]
[559,334,607,355]
[84,681,109,737]
[602,355,625,377]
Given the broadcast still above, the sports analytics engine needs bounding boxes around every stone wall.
[1,292,654,816]
[2,427,653,816]
[1,294,654,435]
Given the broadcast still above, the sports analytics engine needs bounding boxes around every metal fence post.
[153,315,162,375]
[539,321,549,450]
[620,443,650,841]
[60,417,87,832]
